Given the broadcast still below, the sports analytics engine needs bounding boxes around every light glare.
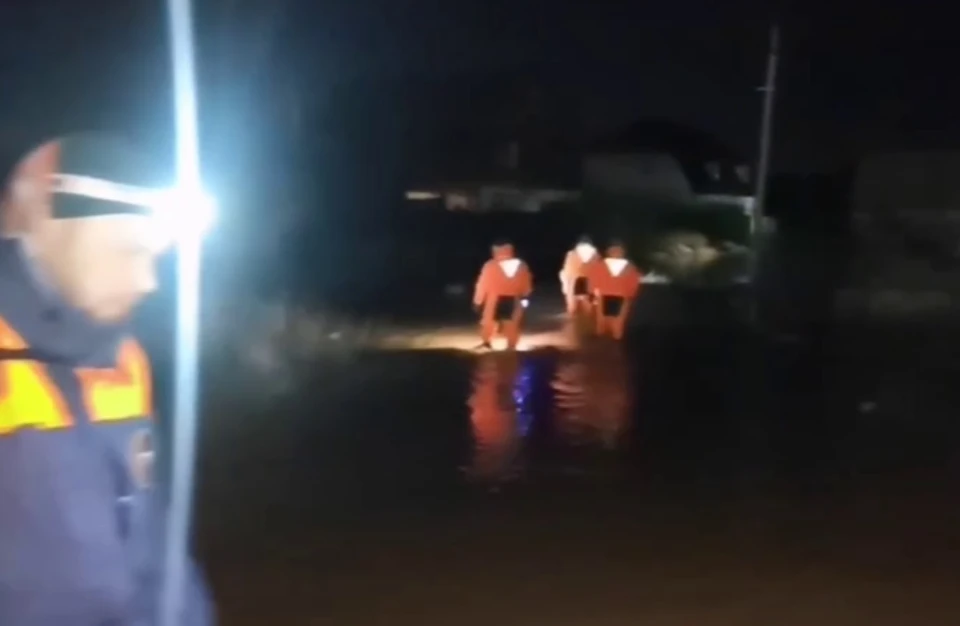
[151,187,217,242]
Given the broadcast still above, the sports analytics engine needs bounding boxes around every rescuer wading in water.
[472,239,533,350]
[558,235,602,323]
[590,239,643,340]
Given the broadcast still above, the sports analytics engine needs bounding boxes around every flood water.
[191,301,960,625]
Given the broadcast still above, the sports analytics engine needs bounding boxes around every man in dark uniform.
[0,133,214,625]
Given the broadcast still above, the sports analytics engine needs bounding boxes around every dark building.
[584,118,752,199]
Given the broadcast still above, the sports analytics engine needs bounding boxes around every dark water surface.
[192,315,960,625]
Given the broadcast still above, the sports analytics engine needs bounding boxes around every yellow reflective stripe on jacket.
[0,316,151,436]
[0,317,73,434]
[78,338,152,423]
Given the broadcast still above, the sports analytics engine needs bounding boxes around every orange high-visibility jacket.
[559,245,602,294]
[590,255,642,300]
[473,245,533,316]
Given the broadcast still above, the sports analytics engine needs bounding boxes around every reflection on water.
[465,345,635,483]
[552,344,633,451]
[206,323,960,626]
[465,353,529,483]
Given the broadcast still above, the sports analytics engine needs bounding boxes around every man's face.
[36,214,161,323]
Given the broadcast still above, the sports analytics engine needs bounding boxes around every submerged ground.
[185,287,960,625]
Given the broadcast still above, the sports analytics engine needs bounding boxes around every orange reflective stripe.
[0,318,73,435]
[78,338,152,423]
[0,317,27,350]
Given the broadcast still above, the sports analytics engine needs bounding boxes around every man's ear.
[12,179,38,203]
[1,140,61,237]
[2,180,39,237]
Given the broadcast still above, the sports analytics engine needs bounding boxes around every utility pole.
[751,24,780,322]
[754,23,780,238]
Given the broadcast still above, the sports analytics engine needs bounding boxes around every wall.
[844,153,960,319]
[583,153,692,201]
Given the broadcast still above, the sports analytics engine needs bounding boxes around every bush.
[647,231,751,287]
[577,190,752,286]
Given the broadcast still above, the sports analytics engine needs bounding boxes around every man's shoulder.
[117,335,151,369]
[0,313,30,351]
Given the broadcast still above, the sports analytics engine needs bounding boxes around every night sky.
[0,0,957,173]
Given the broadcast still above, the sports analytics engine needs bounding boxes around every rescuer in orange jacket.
[590,240,643,340]
[473,240,533,350]
[0,134,213,626]
[558,235,602,319]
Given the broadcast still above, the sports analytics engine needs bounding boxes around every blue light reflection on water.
[513,358,538,437]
